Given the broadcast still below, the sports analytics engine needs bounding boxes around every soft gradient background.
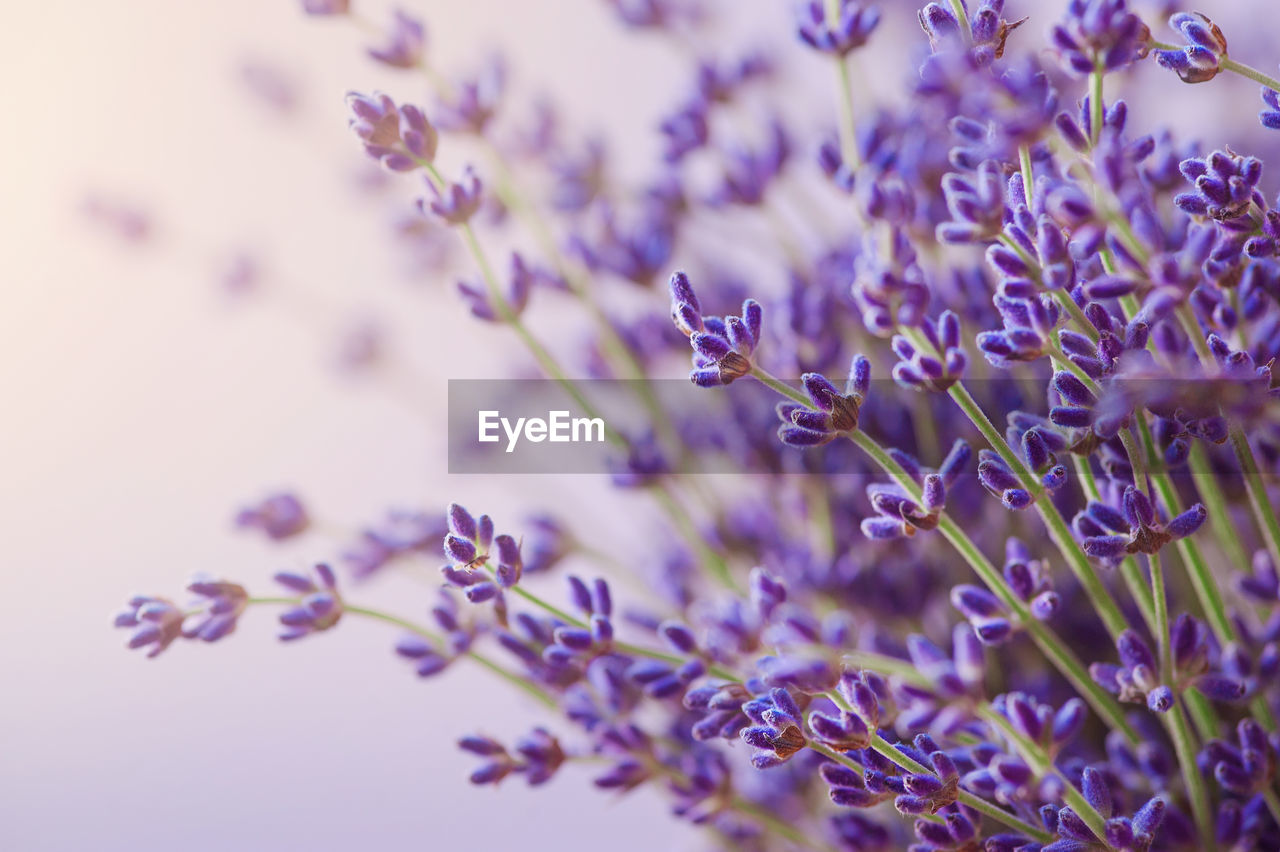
[3,1,1277,850]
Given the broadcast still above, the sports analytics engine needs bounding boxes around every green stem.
[503,583,740,681]
[1189,442,1250,570]
[980,707,1111,842]
[1150,551,1172,685]
[822,0,861,172]
[750,365,807,406]
[650,485,739,592]
[1089,62,1105,148]
[729,794,837,852]
[947,0,972,38]
[1019,145,1035,205]
[749,365,1139,740]
[1137,418,1232,643]
[842,651,933,687]
[250,598,560,710]
[1185,688,1220,742]
[996,233,1099,343]
[1229,424,1280,571]
[1074,455,1159,634]
[1263,788,1280,830]
[1166,701,1215,850]
[947,381,1130,639]
[1220,57,1280,93]
[456,221,622,446]
[832,60,861,171]
[860,734,1049,840]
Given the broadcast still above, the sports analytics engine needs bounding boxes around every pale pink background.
[2,1,1274,850]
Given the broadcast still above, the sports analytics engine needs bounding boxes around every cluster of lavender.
[116,1,1280,850]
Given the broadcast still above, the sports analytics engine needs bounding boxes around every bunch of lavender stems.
[114,1,1280,850]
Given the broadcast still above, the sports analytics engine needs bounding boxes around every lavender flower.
[776,358,869,447]
[459,728,565,786]
[890,311,967,392]
[1263,84,1280,129]
[861,439,970,539]
[420,167,483,225]
[1049,0,1150,76]
[346,91,437,170]
[300,0,348,14]
[367,9,426,69]
[1153,12,1228,84]
[952,538,1059,643]
[274,564,343,641]
[669,271,762,386]
[937,160,1005,244]
[114,595,185,658]
[1042,777,1165,851]
[1175,148,1263,221]
[235,492,308,540]
[1202,717,1276,796]
[1075,485,1206,559]
[433,58,504,134]
[795,1,881,56]
[183,577,248,642]
[740,687,808,768]
[1091,618,1245,712]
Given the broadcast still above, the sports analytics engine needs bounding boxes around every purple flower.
[274,564,343,641]
[890,311,967,392]
[861,439,970,539]
[708,121,790,207]
[669,271,762,386]
[952,538,1059,643]
[795,0,881,56]
[1175,149,1264,222]
[820,758,893,808]
[343,510,446,579]
[1049,0,1150,76]
[978,294,1061,367]
[937,161,1005,244]
[346,91,437,170]
[300,0,348,14]
[420,167,483,225]
[114,595,185,658]
[367,9,426,69]
[603,0,676,29]
[1091,618,1245,713]
[459,728,565,786]
[1153,12,1228,84]
[571,205,674,286]
[235,492,309,540]
[1263,83,1280,130]
[776,357,869,447]
[740,687,808,768]
[658,98,709,163]
[433,58,504,134]
[457,252,556,321]
[1075,485,1206,559]
[808,671,879,751]
[1042,788,1165,852]
[893,735,960,815]
[183,577,249,643]
[1202,717,1276,796]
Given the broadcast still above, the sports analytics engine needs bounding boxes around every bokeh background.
[3,1,1278,850]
